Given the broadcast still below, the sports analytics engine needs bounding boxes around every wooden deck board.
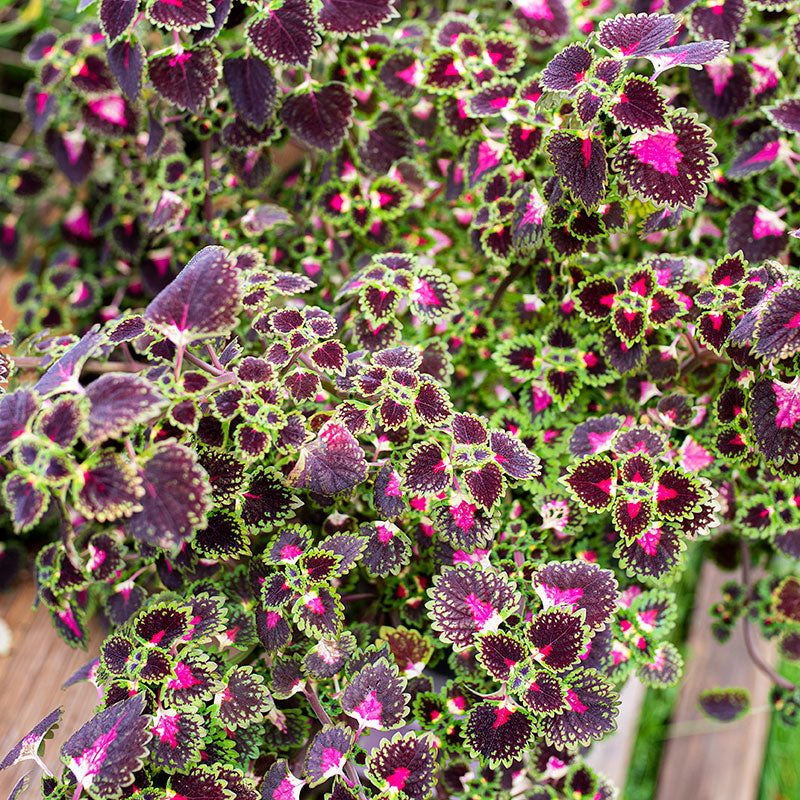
[655,562,773,800]
[0,581,102,797]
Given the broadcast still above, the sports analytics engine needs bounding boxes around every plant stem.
[202,138,213,227]
[486,260,528,315]
[740,540,796,692]
[32,753,53,778]
[302,686,366,800]
[184,351,226,377]
[12,356,147,374]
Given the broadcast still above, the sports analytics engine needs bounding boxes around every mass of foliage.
[2,0,800,797]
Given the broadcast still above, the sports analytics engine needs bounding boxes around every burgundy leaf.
[125,442,211,549]
[427,564,521,649]
[246,0,319,68]
[317,0,397,35]
[223,55,277,129]
[280,82,354,152]
[144,246,241,347]
[147,45,220,112]
[546,131,607,207]
[84,374,166,446]
[341,658,409,731]
[464,702,534,768]
[61,694,151,799]
[365,732,436,800]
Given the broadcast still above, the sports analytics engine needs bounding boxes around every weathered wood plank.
[655,562,772,800]
[0,581,102,797]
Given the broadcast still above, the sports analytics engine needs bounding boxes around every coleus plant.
[3,0,800,798]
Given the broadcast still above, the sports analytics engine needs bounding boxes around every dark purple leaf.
[317,0,397,35]
[0,708,62,770]
[526,607,588,671]
[360,520,412,577]
[125,442,211,549]
[612,111,717,210]
[609,76,670,131]
[84,374,166,445]
[215,665,272,730]
[304,725,352,786]
[61,693,151,799]
[147,44,220,113]
[100,0,139,42]
[647,40,728,78]
[341,658,409,731]
[224,55,277,129]
[246,0,319,69]
[0,389,37,456]
[280,82,355,153]
[144,246,241,347]
[698,687,750,721]
[74,450,143,522]
[287,421,368,496]
[546,131,607,207]
[147,0,212,29]
[427,564,521,649]
[541,43,592,91]
[767,98,800,134]
[365,732,436,800]
[2,473,49,532]
[596,12,679,57]
[464,702,534,768]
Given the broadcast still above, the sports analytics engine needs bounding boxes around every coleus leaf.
[475,631,527,682]
[464,701,534,768]
[691,0,746,42]
[125,442,211,550]
[727,128,782,180]
[541,44,592,92]
[563,455,616,511]
[167,766,237,800]
[538,669,619,748]
[34,326,104,396]
[546,131,607,208]
[432,499,494,551]
[608,76,670,132]
[73,450,143,523]
[2,472,49,533]
[287,421,368,496]
[262,760,305,800]
[402,441,452,496]
[147,0,212,29]
[214,665,273,730]
[646,40,729,79]
[427,564,522,649]
[303,630,357,678]
[526,607,589,671]
[292,586,345,637]
[100,0,139,42]
[149,708,205,773]
[409,268,458,323]
[511,666,567,716]
[766,98,800,134]
[463,462,505,511]
[698,687,750,722]
[304,725,352,787]
[341,658,409,731]
[358,111,413,174]
[533,560,619,631]
[596,12,680,57]
[83,374,166,446]
[752,286,800,361]
[689,60,750,120]
[774,577,800,624]
[107,39,145,103]
[0,389,38,455]
[240,466,302,532]
[194,509,249,559]
[255,606,292,654]
[635,641,683,688]
[61,693,152,800]
[365,732,437,800]
[144,246,241,348]
[489,430,541,480]
[0,707,62,770]
[280,82,355,152]
[317,0,397,35]
[380,626,434,678]
[223,55,278,130]
[374,463,406,518]
[360,520,412,577]
[612,111,717,210]
[246,0,319,69]
[147,45,220,113]
[654,466,706,520]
